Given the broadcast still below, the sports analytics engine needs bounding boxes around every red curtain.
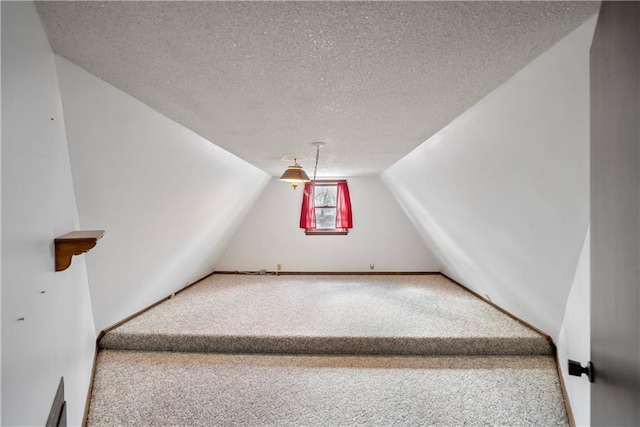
[336,181,353,229]
[299,182,316,229]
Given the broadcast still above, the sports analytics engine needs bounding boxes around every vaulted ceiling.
[36,1,599,176]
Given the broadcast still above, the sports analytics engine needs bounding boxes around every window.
[314,183,338,229]
[300,180,353,235]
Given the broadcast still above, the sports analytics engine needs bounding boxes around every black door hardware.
[568,359,594,383]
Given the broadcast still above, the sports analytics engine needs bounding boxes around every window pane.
[315,208,336,229]
[314,186,337,207]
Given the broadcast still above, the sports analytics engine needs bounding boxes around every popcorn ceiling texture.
[35,1,598,176]
[100,274,552,355]
[90,275,566,425]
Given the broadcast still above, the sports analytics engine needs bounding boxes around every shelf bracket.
[54,230,104,272]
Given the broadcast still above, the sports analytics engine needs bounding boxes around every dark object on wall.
[568,359,594,383]
[54,230,104,271]
[45,377,66,427]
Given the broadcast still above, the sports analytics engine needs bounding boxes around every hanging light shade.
[279,159,310,190]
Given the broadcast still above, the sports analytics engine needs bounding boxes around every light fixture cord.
[312,145,320,182]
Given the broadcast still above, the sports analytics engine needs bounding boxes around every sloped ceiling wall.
[382,16,597,339]
[55,57,270,332]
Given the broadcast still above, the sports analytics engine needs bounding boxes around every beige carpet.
[89,274,566,426]
[88,351,567,426]
[100,274,551,355]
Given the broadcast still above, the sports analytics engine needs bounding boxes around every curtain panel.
[299,182,316,229]
[336,181,353,229]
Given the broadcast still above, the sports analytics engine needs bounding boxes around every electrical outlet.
[277,264,282,271]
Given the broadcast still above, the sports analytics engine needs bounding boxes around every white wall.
[217,176,440,272]
[382,16,597,339]
[558,227,590,426]
[1,2,96,425]
[54,57,270,332]
[1,3,4,422]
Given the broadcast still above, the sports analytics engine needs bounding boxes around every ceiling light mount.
[281,155,309,162]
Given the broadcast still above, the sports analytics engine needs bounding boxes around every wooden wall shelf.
[55,230,104,272]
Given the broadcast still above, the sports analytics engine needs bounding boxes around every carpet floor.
[99,274,551,356]
[89,274,566,426]
[88,351,567,426]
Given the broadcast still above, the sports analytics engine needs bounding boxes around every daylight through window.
[299,180,353,235]
[314,183,338,229]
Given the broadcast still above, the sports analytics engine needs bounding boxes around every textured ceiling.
[36,1,598,177]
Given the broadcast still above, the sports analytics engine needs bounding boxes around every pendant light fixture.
[279,142,326,189]
[279,158,310,190]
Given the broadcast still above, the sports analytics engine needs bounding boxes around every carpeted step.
[99,274,552,356]
[99,333,551,356]
[88,350,568,426]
